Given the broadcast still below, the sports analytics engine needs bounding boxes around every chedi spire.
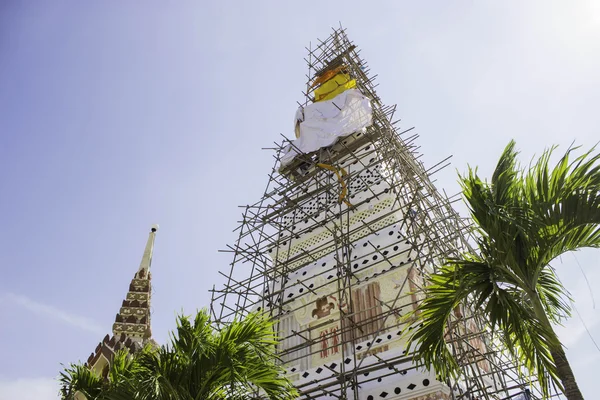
[112,224,158,341]
[85,225,159,374]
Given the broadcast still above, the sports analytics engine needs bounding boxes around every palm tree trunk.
[529,293,584,399]
[550,345,584,400]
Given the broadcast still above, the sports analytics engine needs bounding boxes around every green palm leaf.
[408,140,600,400]
[60,310,297,400]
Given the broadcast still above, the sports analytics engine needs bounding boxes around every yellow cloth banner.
[313,73,357,102]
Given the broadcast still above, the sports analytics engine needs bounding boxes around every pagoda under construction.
[210,28,556,399]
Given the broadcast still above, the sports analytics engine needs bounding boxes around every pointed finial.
[138,224,158,272]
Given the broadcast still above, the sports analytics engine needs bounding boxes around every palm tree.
[60,310,297,400]
[407,141,600,400]
[60,348,139,400]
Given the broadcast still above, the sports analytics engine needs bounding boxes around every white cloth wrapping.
[281,89,372,167]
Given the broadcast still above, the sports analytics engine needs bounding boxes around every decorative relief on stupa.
[312,296,335,319]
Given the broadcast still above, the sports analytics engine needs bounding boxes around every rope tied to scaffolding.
[316,163,353,208]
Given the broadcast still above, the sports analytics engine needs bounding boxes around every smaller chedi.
[83,225,159,379]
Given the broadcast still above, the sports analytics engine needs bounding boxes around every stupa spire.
[85,225,159,373]
[111,225,158,342]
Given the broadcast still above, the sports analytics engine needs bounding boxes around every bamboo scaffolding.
[210,27,560,400]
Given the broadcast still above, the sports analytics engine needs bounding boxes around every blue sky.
[1,1,599,399]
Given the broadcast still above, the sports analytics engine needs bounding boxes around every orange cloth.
[310,65,346,89]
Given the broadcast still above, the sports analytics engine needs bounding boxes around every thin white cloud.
[557,312,600,348]
[0,377,58,400]
[555,253,600,348]
[555,290,600,349]
[2,293,105,336]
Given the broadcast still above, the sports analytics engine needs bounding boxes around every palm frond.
[524,144,600,265]
[407,258,495,380]
[491,139,520,207]
[59,363,104,400]
[411,141,600,398]
[536,266,572,324]
[59,309,295,400]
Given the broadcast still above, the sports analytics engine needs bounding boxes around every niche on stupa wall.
[309,294,344,366]
[344,267,423,360]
